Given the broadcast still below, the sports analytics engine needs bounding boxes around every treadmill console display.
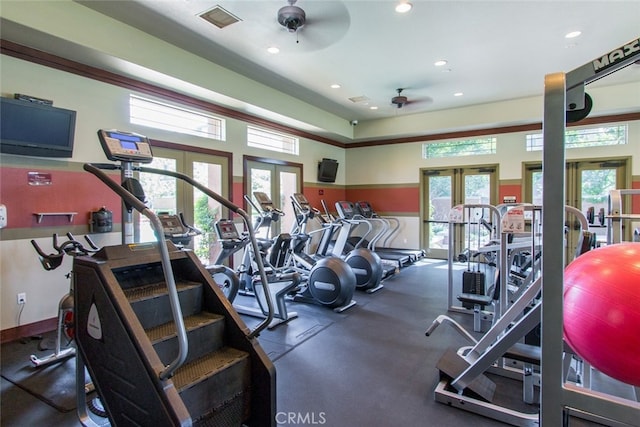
[98,129,153,163]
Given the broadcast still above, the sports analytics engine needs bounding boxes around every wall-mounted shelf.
[33,212,78,223]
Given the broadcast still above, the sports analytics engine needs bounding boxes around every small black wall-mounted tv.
[0,97,77,158]
[317,158,339,183]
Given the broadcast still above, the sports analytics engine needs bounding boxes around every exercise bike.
[30,233,108,424]
[29,233,99,367]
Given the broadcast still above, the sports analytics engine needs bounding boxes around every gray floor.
[1,258,631,426]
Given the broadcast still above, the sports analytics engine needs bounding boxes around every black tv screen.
[318,158,338,183]
[0,97,76,158]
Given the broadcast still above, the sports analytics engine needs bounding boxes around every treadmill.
[335,201,411,269]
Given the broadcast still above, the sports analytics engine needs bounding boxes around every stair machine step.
[124,280,203,330]
[73,244,276,426]
[172,347,252,426]
[147,311,226,366]
[129,278,256,424]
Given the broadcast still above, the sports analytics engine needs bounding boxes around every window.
[525,125,627,151]
[129,94,225,140]
[247,126,299,155]
[422,137,496,159]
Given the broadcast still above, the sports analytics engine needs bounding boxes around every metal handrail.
[84,164,189,380]
[140,167,274,338]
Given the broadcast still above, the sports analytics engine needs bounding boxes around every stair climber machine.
[76,129,276,426]
[254,192,358,312]
[294,195,384,293]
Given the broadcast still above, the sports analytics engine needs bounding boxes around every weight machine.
[607,188,640,244]
[542,37,640,426]
[427,206,593,426]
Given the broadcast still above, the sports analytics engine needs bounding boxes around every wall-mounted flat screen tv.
[0,97,76,158]
[317,158,338,183]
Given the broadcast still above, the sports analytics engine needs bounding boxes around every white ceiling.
[72,0,639,123]
[4,1,638,129]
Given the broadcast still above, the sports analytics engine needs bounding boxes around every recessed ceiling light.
[565,31,582,39]
[330,84,341,89]
[434,60,448,67]
[454,92,463,97]
[395,2,412,13]
[267,46,280,54]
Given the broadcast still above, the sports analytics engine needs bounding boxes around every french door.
[244,157,302,238]
[524,157,629,256]
[137,146,230,266]
[421,166,498,259]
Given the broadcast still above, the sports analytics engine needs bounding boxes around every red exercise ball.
[564,242,640,386]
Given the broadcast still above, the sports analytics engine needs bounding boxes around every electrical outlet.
[17,293,26,305]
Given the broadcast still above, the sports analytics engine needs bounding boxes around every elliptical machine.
[157,212,239,302]
[253,191,357,312]
[292,193,384,293]
[212,216,300,329]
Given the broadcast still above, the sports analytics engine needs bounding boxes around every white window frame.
[129,94,225,141]
[422,137,496,159]
[247,126,299,155]
[525,124,627,151]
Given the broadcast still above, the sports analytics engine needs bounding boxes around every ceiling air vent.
[199,6,242,29]
[348,95,370,104]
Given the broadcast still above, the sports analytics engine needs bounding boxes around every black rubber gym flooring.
[1,259,633,426]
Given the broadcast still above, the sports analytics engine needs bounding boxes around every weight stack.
[462,270,485,309]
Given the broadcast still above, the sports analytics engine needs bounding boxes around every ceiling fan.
[391,88,410,109]
[273,1,351,50]
[390,88,433,110]
[277,0,306,33]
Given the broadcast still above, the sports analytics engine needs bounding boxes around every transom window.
[422,137,496,159]
[525,125,627,151]
[247,126,299,155]
[129,94,225,141]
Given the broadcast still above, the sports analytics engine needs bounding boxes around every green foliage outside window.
[194,195,219,262]
[423,137,496,159]
[526,125,627,151]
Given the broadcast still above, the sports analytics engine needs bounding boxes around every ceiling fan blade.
[408,96,434,105]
